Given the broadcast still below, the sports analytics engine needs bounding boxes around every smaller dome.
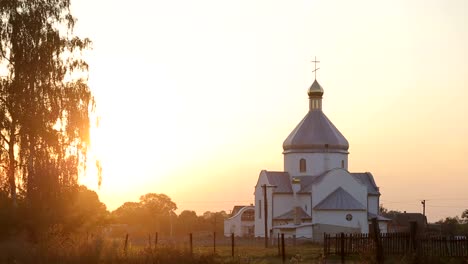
[308,79,324,97]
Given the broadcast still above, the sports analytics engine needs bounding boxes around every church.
[248,69,389,240]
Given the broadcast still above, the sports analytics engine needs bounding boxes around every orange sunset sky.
[71,0,468,222]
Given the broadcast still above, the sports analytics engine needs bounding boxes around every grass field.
[1,235,467,263]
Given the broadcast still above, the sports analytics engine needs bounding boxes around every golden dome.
[307,79,324,97]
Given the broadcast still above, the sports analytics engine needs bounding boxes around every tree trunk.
[8,122,17,207]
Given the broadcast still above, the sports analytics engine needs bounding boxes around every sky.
[70,0,468,222]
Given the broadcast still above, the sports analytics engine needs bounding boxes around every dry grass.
[0,234,328,264]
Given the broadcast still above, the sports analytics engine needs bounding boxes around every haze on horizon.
[71,0,468,222]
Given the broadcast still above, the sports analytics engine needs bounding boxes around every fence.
[324,232,468,260]
[119,231,319,263]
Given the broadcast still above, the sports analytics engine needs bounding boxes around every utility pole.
[421,200,426,217]
[262,184,276,248]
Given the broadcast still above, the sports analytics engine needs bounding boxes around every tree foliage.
[0,0,94,236]
[110,194,230,237]
[379,204,402,219]
[462,209,468,223]
[0,0,93,201]
[111,193,177,234]
[63,185,109,233]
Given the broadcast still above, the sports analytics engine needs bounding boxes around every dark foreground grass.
[0,235,328,264]
[0,236,466,264]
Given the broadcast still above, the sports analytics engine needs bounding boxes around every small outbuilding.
[224,205,255,237]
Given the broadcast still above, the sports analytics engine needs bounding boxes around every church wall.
[313,224,361,242]
[367,196,379,215]
[272,194,294,217]
[314,211,368,233]
[311,169,368,210]
[284,152,348,177]
[272,194,311,218]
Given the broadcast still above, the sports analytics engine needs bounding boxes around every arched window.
[341,160,345,168]
[299,158,306,172]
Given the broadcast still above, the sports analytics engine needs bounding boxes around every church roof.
[314,187,366,211]
[283,110,349,153]
[274,207,311,220]
[351,172,380,195]
[297,173,327,192]
[264,171,293,193]
[262,170,380,197]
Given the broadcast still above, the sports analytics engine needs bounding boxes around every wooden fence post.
[213,231,216,254]
[278,233,280,256]
[371,217,383,263]
[340,232,345,264]
[124,233,129,256]
[281,233,285,264]
[189,233,193,257]
[323,233,327,257]
[231,233,234,257]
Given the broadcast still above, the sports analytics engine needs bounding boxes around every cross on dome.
[311,56,320,80]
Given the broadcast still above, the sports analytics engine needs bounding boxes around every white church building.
[249,74,389,241]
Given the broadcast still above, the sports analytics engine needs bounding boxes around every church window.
[258,200,262,219]
[341,160,345,168]
[299,159,306,172]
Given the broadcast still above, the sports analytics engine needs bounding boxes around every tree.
[436,217,460,236]
[111,193,178,235]
[177,210,198,235]
[462,209,468,224]
[139,193,177,233]
[139,193,177,216]
[112,202,143,226]
[0,0,93,225]
[379,205,402,219]
[199,211,228,234]
[63,186,109,233]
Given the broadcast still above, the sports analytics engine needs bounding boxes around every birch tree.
[0,0,93,212]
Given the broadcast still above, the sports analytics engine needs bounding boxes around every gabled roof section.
[314,187,366,211]
[297,171,328,192]
[274,207,311,220]
[351,172,380,195]
[264,171,292,193]
[263,172,323,194]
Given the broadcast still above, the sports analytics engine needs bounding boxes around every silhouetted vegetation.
[0,0,98,241]
[436,216,468,236]
[110,193,228,238]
